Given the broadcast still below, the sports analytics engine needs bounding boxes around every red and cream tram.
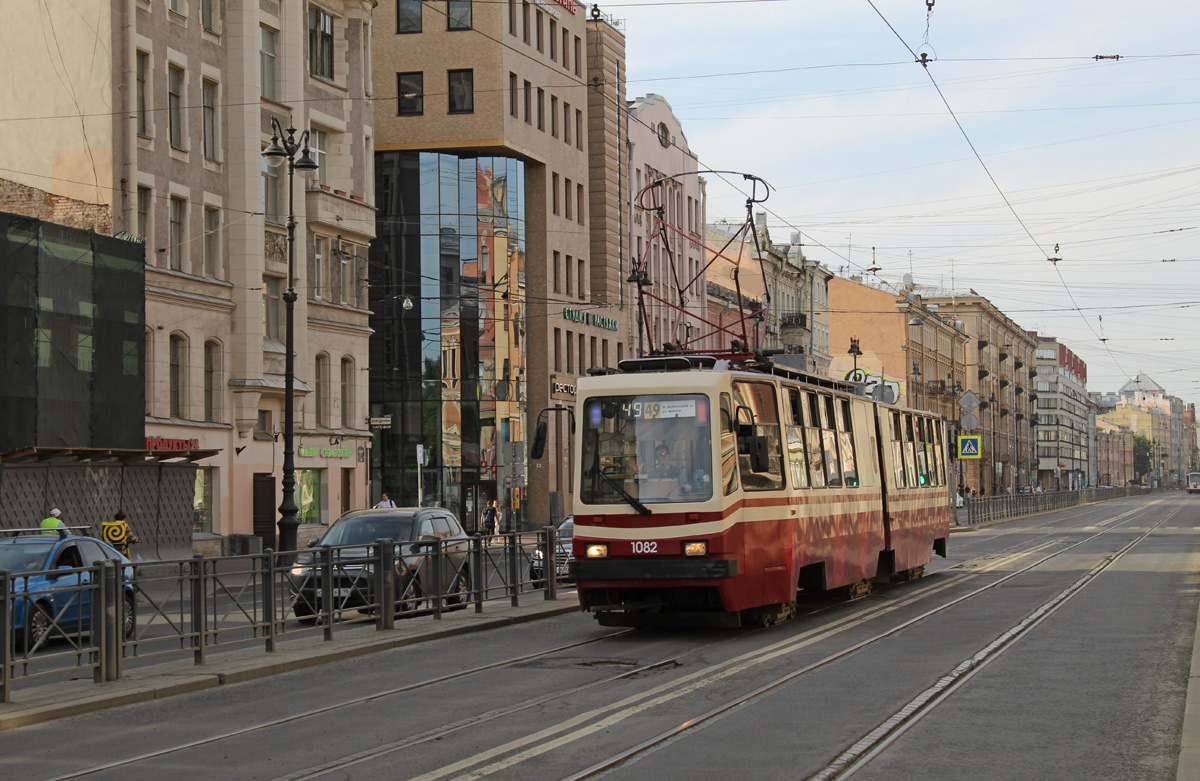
[568,356,951,628]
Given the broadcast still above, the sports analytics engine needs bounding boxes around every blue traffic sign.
[958,435,982,459]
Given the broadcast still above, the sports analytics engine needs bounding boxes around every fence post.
[91,562,105,684]
[471,535,484,614]
[263,549,276,653]
[378,539,395,631]
[103,560,121,681]
[508,533,520,608]
[543,526,557,601]
[320,546,334,642]
[191,555,206,666]
[430,541,443,621]
[0,572,10,703]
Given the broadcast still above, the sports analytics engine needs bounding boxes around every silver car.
[530,517,573,585]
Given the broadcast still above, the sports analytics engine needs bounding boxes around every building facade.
[1,0,377,549]
[1031,334,1089,491]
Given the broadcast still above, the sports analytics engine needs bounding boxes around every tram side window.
[838,399,858,487]
[732,381,784,490]
[890,411,907,488]
[720,393,739,496]
[786,389,809,489]
[806,392,826,487]
[822,394,842,487]
[903,414,918,488]
[914,417,930,486]
[931,421,945,486]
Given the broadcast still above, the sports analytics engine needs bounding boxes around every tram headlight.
[585,544,609,559]
[683,541,707,557]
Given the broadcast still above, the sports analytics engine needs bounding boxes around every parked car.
[529,517,574,585]
[288,507,471,619]
[0,529,136,651]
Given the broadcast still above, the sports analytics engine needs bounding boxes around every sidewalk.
[0,594,582,731]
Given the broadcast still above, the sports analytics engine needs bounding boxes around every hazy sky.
[609,0,1200,403]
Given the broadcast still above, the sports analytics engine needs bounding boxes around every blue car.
[0,531,136,652]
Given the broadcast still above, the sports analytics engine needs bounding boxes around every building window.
[448,69,474,114]
[550,95,558,137]
[398,72,424,115]
[136,51,149,137]
[549,19,557,60]
[535,9,543,51]
[536,88,544,129]
[193,468,213,534]
[203,340,220,422]
[577,182,585,225]
[565,252,572,295]
[564,178,572,220]
[575,109,583,150]
[136,187,151,241]
[341,357,354,427]
[578,258,586,299]
[169,196,185,271]
[551,172,559,215]
[448,0,472,30]
[261,155,279,223]
[316,354,331,426]
[311,128,328,186]
[563,101,570,145]
[562,28,569,71]
[168,65,185,149]
[574,35,581,75]
[521,1,529,43]
[522,80,531,123]
[202,79,218,160]
[201,0,216,31]
[509,72,517,116]
[203,207,219,276]
[397,0,421,33]
[553,250,560,292]
[260,26,277,101]
[309,6,334,79]
[314,235,326,299]
[264,277,282,339]
[340,245,355,304]
[508,0,516,34]
[169,334,186,418]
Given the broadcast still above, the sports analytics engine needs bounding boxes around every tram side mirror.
[530,420,548,460]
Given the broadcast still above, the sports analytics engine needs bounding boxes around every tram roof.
[590,355,859,395]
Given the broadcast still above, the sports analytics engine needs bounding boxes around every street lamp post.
[262,118,318,552]
[848,337,862,376]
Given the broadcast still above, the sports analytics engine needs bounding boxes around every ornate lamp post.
[262,118,318,552]
[848,336,862,376]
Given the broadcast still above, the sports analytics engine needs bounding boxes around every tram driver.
[648,445,691,493]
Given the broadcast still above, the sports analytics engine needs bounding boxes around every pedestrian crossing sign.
[958,435,982,459]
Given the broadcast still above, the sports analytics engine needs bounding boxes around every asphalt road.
[2,493,1196,781]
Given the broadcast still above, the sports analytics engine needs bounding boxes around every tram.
[566,356,951,628]
[1187,472,1200,494]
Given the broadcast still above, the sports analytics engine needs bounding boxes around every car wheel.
[397,578,423,615]
[122,591,137,641]
[447,567,470,607]
[22,601,54,652]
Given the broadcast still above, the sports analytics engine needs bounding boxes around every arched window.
[341,356,354,428]
[315,353,331,427]
[169,333,188,418]
[204,340,221,422]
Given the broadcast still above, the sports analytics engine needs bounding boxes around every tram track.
[43,497,1171,781]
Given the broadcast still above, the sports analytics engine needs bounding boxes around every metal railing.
[960,486,1172,526]
[1,528,565,702]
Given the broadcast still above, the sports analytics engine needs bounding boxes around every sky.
[606,0,1200,404]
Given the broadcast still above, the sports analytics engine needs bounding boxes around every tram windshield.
[580,394,715,506]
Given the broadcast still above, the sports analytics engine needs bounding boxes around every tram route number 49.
[632,541,659,554]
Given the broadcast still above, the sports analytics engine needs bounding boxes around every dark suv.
[288,507,470,619]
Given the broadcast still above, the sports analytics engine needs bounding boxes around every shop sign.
[369,415,393,429]
[552,381,576,396]
[563,307,618,331]
[546,0,578,14]
[299,446,354,458]
[146,437,200,451]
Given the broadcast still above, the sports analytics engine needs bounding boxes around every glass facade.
[371,152,528,529]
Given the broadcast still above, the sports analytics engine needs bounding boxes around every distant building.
[1030,333,1089,491]
[1095,418,1134,486]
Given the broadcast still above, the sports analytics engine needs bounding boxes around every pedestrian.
[481,500,498,541]
[102,510,141,557]
[40,508,66,537]
[375,492,397,509]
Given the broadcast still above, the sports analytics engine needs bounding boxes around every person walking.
[481,500,498,541]
[375,492,397,508]
[40,508,66,537]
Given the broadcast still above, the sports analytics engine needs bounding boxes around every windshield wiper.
[593,468,652,515]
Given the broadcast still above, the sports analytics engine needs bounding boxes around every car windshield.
[322,517,414,546]
[580,394,715,505]
[0,542,54,573]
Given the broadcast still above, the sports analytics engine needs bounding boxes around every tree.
[1133,434,1152,481]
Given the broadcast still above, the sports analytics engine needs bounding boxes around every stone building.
[0,0,377,549]
[1030,333,1089,491]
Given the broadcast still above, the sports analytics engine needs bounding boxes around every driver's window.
[416,518,435,538]
[54,543,83,569]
